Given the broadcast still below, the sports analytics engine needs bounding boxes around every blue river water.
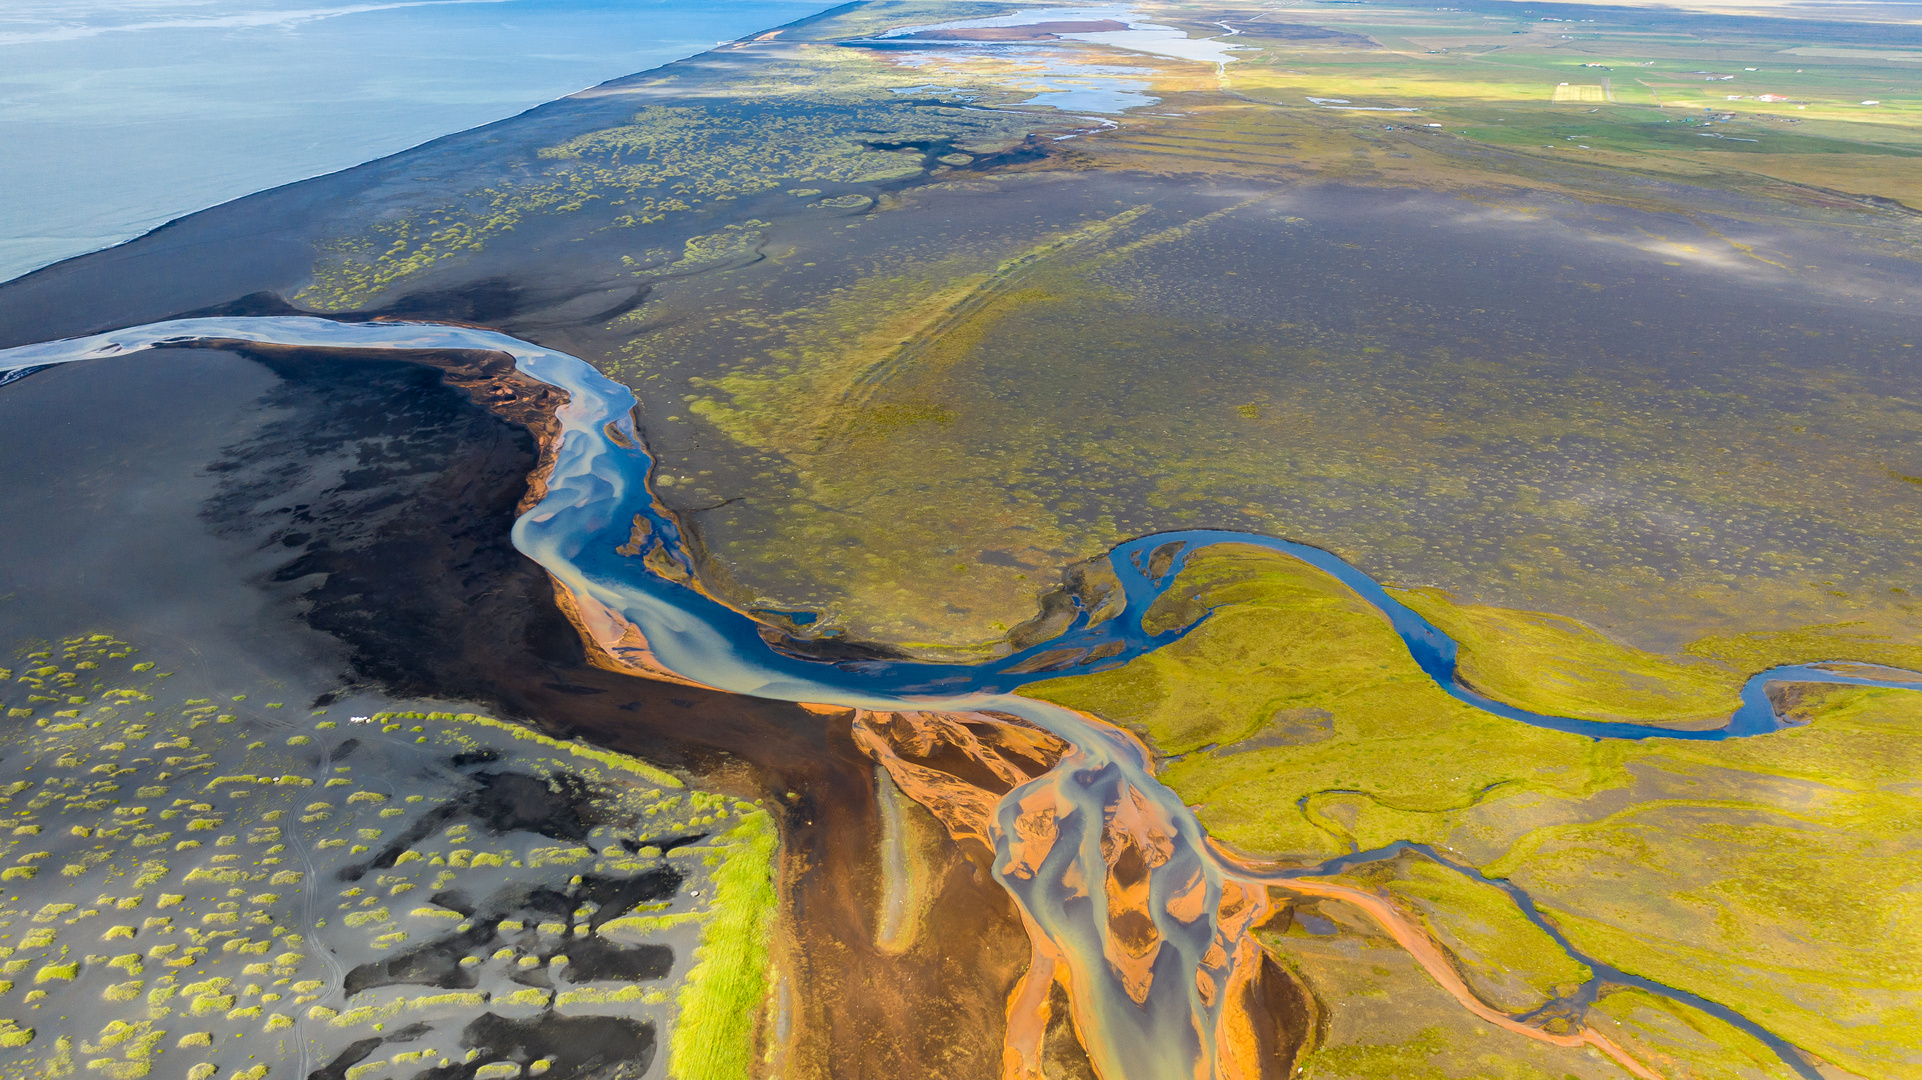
[3,316,1913,1080]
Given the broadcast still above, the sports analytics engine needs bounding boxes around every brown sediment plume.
[769,706,1040,1080]
[855,708,1314,1080]
[535,619,1045,1078]
[546,689,1036,1080]
[849,710,1106,1080]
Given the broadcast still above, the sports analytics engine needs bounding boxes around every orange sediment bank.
[546,573,724,691]
[856,704,1666,1080]
[1093,783,1175,1005]
[1206,881,1280,1078]
[852,707,1308,1080]
[851,708,1069,850]
[476,351,722,693]
[989,705,1305,1079]
[1002,910,1076,1080]
[848,708,1097,1078]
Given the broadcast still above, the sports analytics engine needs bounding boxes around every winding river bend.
[6,316,1917,1080]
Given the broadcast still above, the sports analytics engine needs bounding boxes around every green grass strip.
[670,809,778,1080]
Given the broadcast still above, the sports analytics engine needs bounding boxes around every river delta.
[1,1,1920,1079]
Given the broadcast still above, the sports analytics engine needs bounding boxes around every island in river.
[1,2,1919,1079]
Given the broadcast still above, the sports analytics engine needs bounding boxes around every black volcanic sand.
[2,0,1917,659]
[8,86,1919,659]
[313,1013,656,1080]
[342,869,680,997]
[431,161,1916,654]
[0,4,1048,350]
[0,345,1042,1080]
[0,349,316,684]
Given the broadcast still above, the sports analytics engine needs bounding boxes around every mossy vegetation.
[1590,985,1799,1080]
[1024,545,1611,852]
[1211,0,1922,209]
[1025,546,1922,1077]
[0,633,778,1080]
[1395,589,1741,725]
[1259,897,1619,1080]
[1477,687,1922,1080]
[1681,625,1922,674]
[622,141,1922,657]
[295,40,1062,312]
[1364,855,1591,1014]
[668,811,778,1080]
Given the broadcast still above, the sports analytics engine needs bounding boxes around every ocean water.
[0,0,830,283]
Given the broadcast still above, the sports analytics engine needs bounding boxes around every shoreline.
[0,0,864,286]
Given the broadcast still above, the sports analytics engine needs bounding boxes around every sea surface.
[0,0,830,282]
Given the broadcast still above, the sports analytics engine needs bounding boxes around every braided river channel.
[6,317,1917,1080]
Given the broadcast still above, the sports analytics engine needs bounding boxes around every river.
[5,315,1915,1080]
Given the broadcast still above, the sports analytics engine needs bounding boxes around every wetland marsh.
[3,1,1921,1078]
